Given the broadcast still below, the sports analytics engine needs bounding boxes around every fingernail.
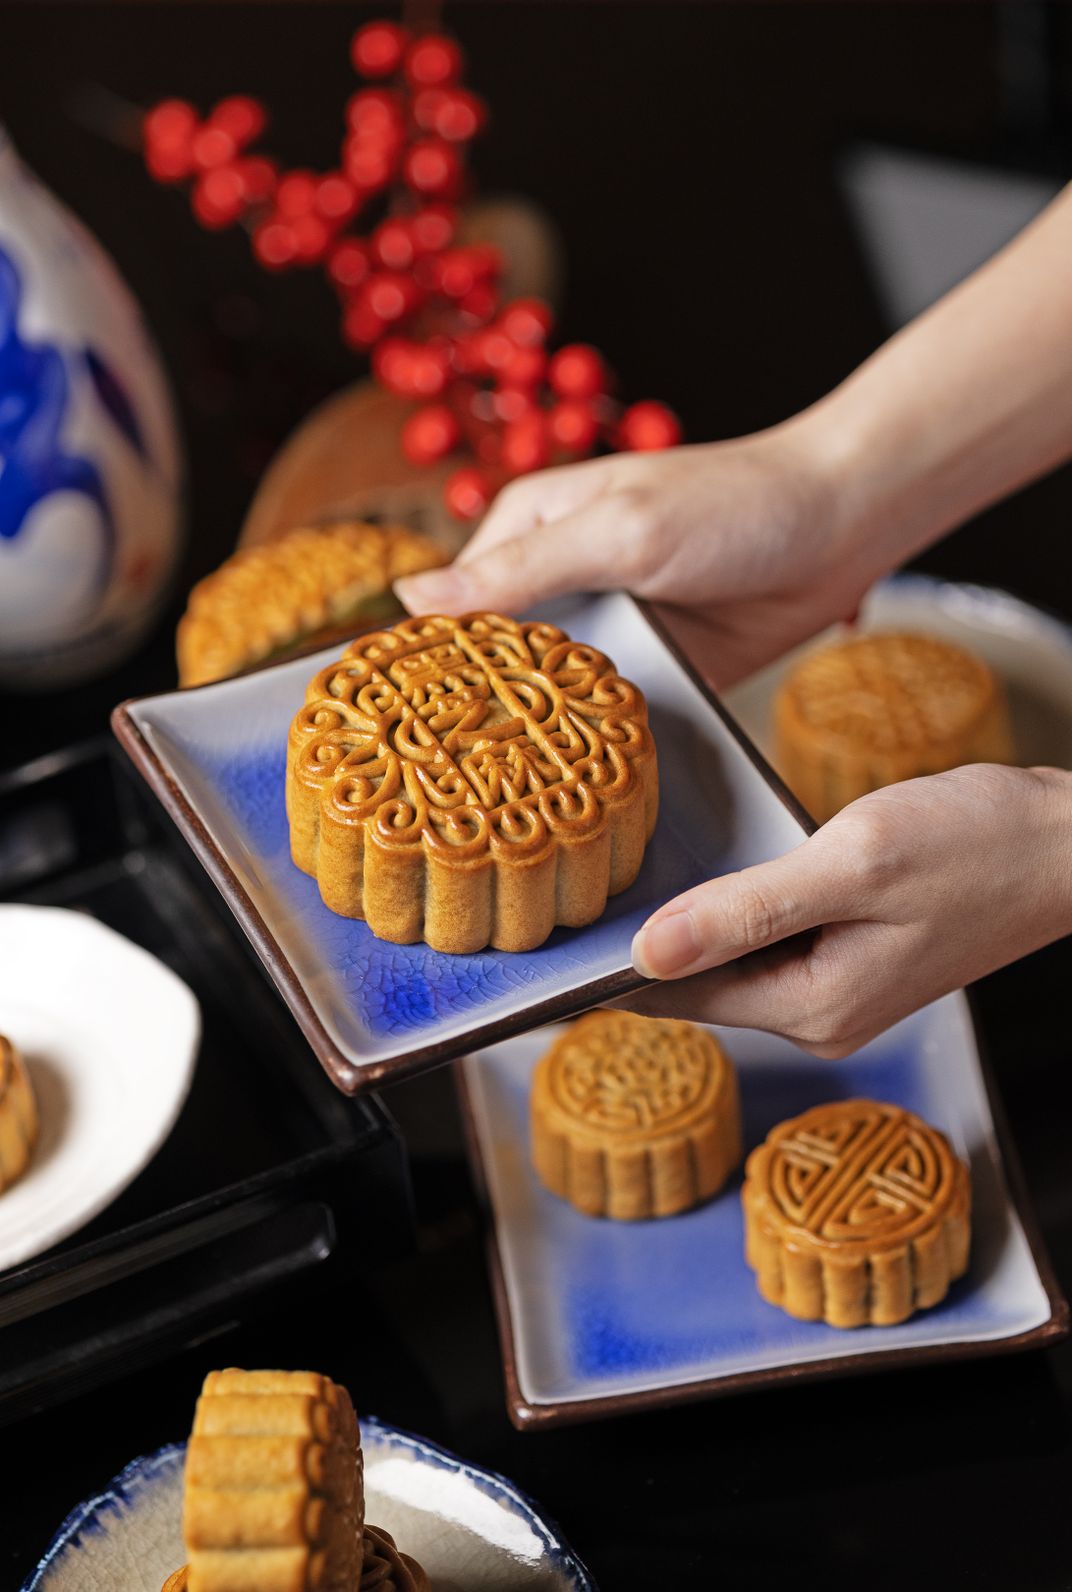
[632,909,701,979]
[394,567,476,614]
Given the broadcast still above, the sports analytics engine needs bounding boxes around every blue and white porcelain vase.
[0,127,183,688]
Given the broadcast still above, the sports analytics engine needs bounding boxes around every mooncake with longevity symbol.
[743,1098,971,1328]
[287,611,659,954]
[531,1010,742,1219]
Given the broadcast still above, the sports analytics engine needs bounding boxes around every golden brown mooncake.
[743,1098,971,1328]
[774,631,1013,822]
[286,612,659,955]
[163,1526,428,1592]
[182,1368,364,1592]
[0,1033,38,1194]
[176,521,447,688]
[530,1011,742,1220]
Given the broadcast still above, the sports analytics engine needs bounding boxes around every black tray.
[0,739,413,1427]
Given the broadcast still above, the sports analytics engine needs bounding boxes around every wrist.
[1028,764,1072,938]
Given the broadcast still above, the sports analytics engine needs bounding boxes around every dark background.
[3,5,1072,1590]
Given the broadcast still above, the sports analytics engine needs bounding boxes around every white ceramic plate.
[724,571,1072,775]
[113,592,809,1094]
[460,996,1066,1428]
[24,1418,595,1591]
[0,905,200,1272]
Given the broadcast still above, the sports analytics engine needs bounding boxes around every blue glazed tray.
[113,592,808,1092]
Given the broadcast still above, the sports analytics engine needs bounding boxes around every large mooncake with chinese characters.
[286,612,659,954]
[774,631,1013,822]
[743,1099,971,1328]
[0,1033,37,1195]
[531,1011,741,1219]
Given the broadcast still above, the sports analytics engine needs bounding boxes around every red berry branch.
[141,18,682,521]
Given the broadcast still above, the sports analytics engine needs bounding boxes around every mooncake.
[531,1011,741,1219]
[176,521,446,688]
[743,1098,971,1328]
[0,1033,37,1194]
[163,1527,428,1592]
[182,1368,364,1591]
[774,631,1013,822]
[286,611,659,954]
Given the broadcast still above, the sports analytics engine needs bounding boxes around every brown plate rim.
[109,594,812,1095]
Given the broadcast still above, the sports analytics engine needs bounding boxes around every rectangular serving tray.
[112,593,813,1093]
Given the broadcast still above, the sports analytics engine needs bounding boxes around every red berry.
[617,400,682,451]
[373,337,416,392]
[365,271,421,324]
[146,141,195,183]
[444,465,492,521]
[493,388,539,425]
[327,237,371,294]
[144,99,198,150]
[498,297,553,347]
[412,87,450,133]
[548,344,606,401]
[408,345,451,398]
[192,164,246,229]
[402,138,462,200]
[291,213,331,264]
[459,281,499,322]
[346,88,405,135]
[501,411,549,476]
[433,88,486,142]
[192,124,237,170]
[498,344,546,390]
[548,399,599,457]
[343,137,396,193]
[275,169,318,218]
[405,34,464,89]
[342,297,386,350]
[372,218,415,273]
[468,326,514,376]
[210,95,267,149]
[235,156,277,204]
[410,204,456,254]
[351,20,409,78]
[315,173,358,225]
[402,404,461,464]
[253,220,298,270]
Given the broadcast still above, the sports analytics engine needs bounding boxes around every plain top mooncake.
[531,1010,742,1220]
[0,1033,38,1194]
[286,611,659,955]
[774,631,1013,822]
[743,1098,971,1328]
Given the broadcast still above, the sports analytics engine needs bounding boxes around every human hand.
[395,416,873,689]
[626,764,1072,1056]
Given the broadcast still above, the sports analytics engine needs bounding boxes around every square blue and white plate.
[113,592,808,1093]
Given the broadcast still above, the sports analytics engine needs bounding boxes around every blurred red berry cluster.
[142,18,681,520]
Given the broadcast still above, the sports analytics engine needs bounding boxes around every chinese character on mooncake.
[743,1099,971,1328]
[286,612,659,954]
[531,1011,742,1219]
[774,632,1013,822]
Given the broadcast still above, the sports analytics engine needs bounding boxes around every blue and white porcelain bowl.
[24,1418,595,1591]
[0,127,183,688]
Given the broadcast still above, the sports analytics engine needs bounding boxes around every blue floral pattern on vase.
[0,245,114,591]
